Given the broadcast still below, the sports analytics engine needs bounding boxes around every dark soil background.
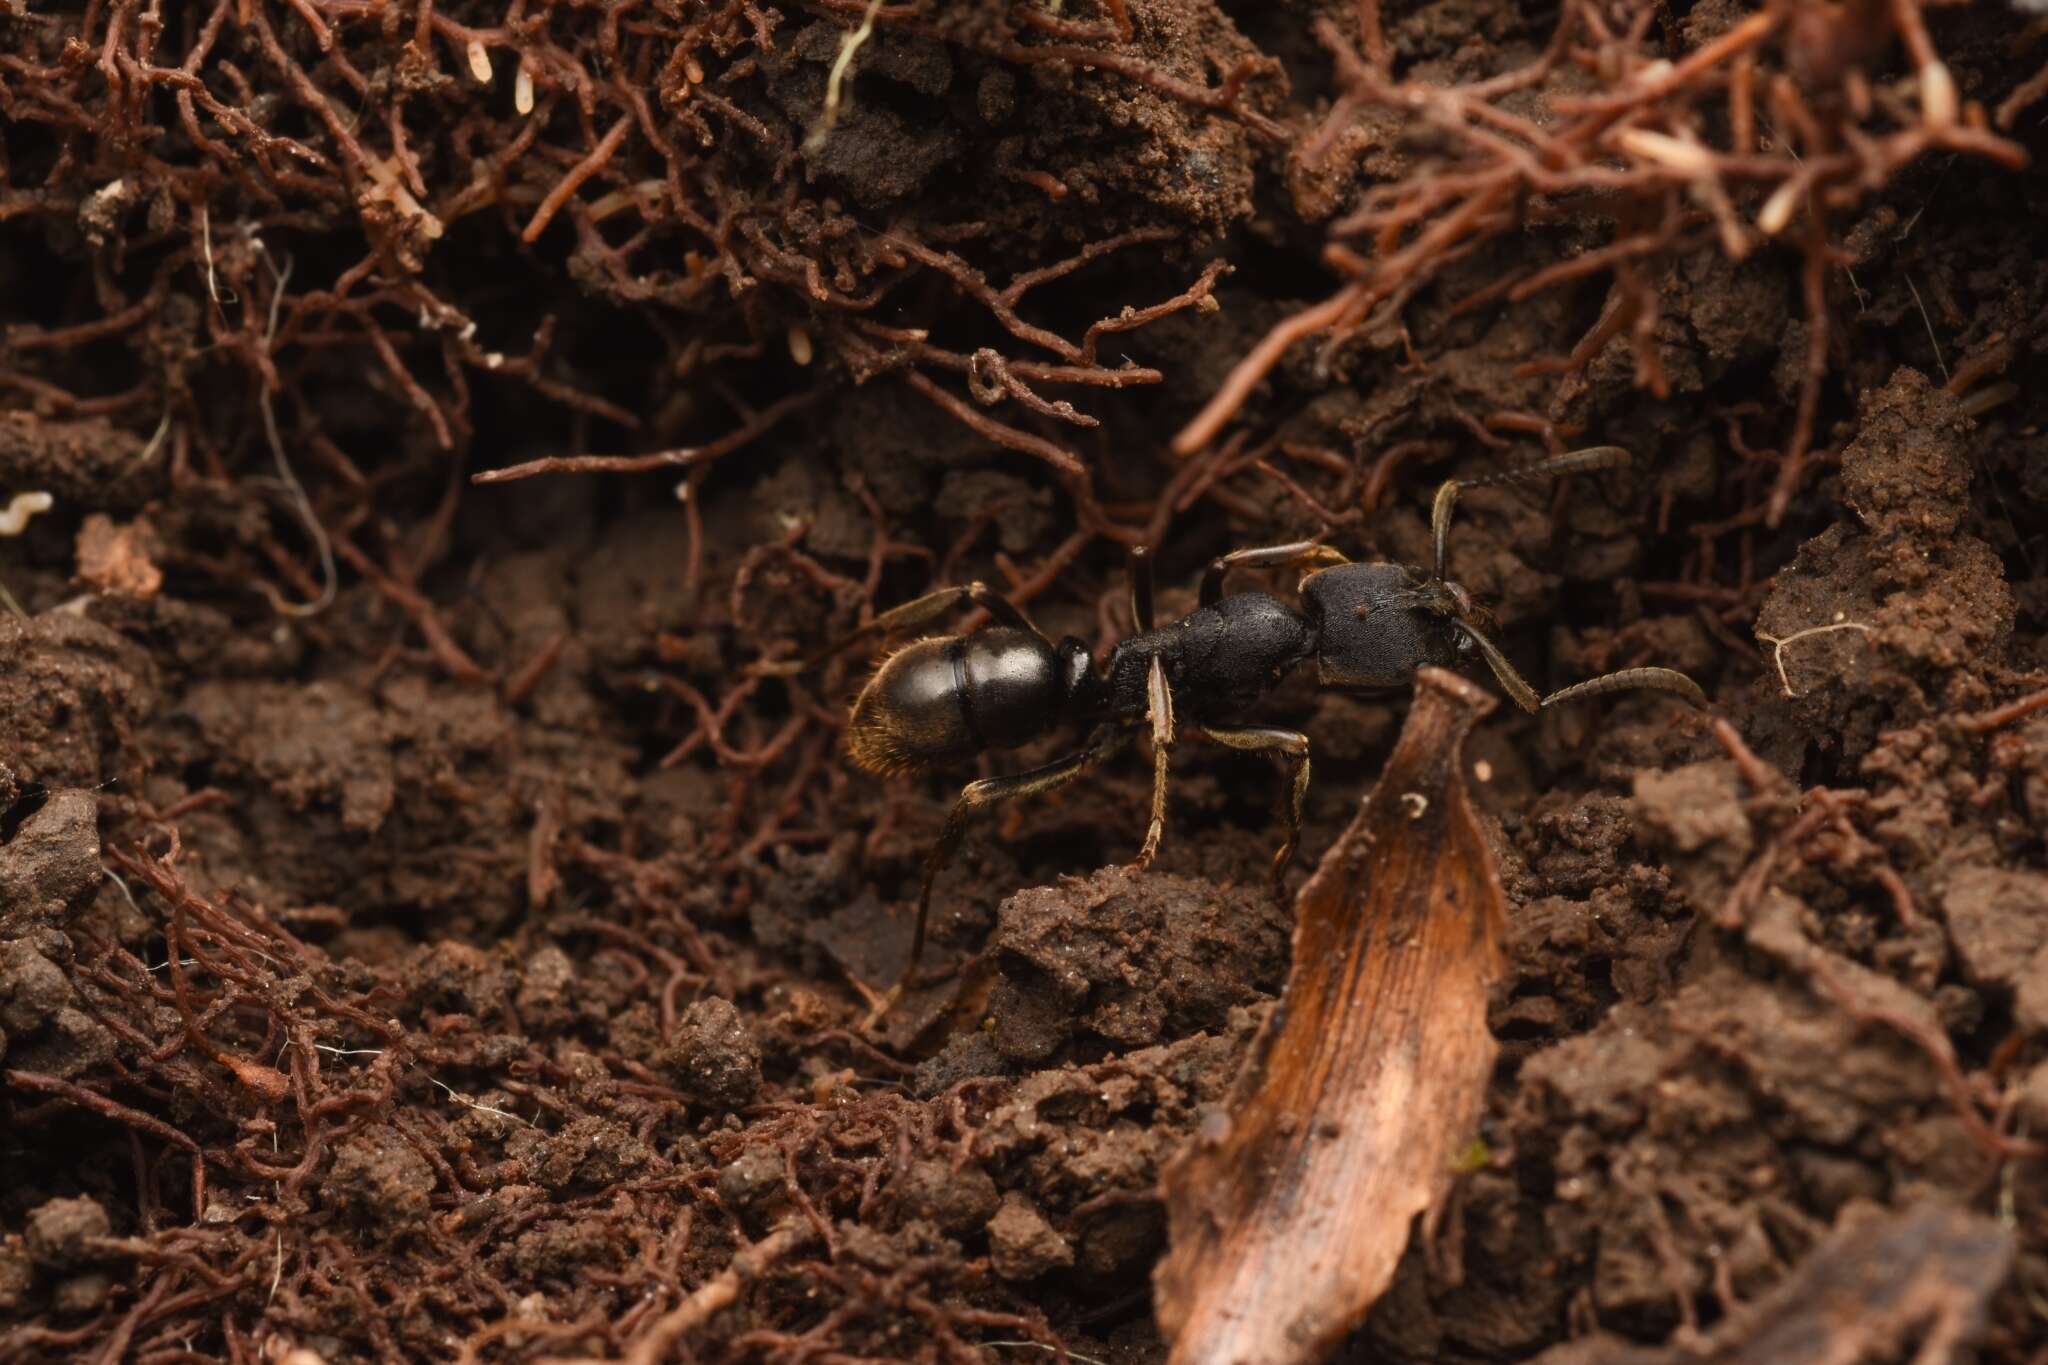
[3,0,2048,1361]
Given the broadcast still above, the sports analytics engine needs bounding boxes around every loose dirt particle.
[0,1240,31,1314]
[988,1192,1074,1281]
[326,1128,438,1233]
[1839,369,1975,539]
[0,790,100,934]
[899,1157,1000,1236]
[660,997,763,1107]
[50,1272,112,1317]
[987,866,1287,1062]
[23,1199,108,1271]
[1939,867,2048,995]
[72,516,161,599]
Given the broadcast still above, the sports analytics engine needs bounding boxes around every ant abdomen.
[845,628,1070,776]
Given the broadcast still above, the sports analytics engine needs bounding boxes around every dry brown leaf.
[1154,666,1507,1365]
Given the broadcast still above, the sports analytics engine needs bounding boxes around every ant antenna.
[1448,617,1540,712]
[1430,445,1633,582]
[1543,667,1707,710]
[1452,617,1707,713]
[1428,445,1707,714]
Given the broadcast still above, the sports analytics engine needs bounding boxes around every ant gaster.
[761,446,1706,1018]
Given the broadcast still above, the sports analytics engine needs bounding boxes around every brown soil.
[4,1,2048,1362]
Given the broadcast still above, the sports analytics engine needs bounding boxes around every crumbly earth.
[3,1,2047,1362]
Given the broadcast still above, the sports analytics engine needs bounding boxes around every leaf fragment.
[1154,667,1507,1365]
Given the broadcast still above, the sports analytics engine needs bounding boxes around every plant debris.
[1155,667,1506,1365]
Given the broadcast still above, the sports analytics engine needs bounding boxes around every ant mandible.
[758,446,1706,1019]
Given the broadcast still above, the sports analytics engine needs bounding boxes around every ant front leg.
[866,723,1140,1028]
[1201,542,1350,608]
[1199,724,1311,894]
[753,580,1043,676]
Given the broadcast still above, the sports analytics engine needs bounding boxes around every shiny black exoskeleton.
[847,568,1465,776]
[763,447,1706,1019]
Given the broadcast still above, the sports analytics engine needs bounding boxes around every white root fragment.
[1757,178,1804,236]
[1920,62,1957,130]
[807,0,883,151]
[1616,128,1717,177]
[467,39,492,84]
[0,491,55,536]
[1756,619,1875,697]
[587,179,667,224]
[787,325,814,366]
[515,62,534,114]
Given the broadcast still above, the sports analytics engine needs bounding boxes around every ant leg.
[1542,667,1708,710]
[1200,542,1349,608]
[866,723,1139,1027]
[1134,657,1177,869]
[753,580,1042,676]
[1431,445,1632,580]
[1198,724,1311,894]
[1129,545,1156,632]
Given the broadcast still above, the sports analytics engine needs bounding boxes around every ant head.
[1406,574,1494,663]
[1303,563,1463,689]
[1403,573,1486,630]
[1401,569,1540,709]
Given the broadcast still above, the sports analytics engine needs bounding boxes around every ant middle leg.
[1198,724,1311,893]
[1200,542,1350,607]
[753,580,1042,676]
[867,722,1140,1026]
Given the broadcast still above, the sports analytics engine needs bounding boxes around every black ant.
[758,446,1705,1019]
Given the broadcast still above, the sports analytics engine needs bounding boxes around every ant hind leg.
[753,580,1044,676]
[862,722,1139,1029]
